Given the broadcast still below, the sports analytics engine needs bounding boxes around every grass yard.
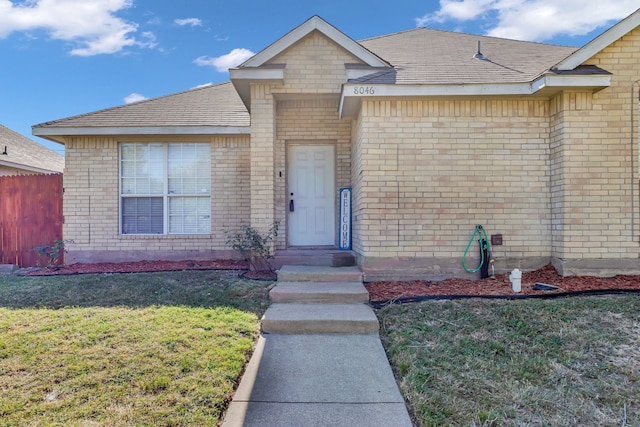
[377,295,640,426]
[0,270,271,426]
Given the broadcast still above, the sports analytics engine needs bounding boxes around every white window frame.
[119,142,211,235]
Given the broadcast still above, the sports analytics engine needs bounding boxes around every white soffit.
[555,8,640,71]
[239,15,390,68]
[229,66,285,81]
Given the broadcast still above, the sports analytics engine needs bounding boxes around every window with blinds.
[120,143,211,235]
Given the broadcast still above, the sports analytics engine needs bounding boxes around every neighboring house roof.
[0,125,64,174]
[33,82,250,140]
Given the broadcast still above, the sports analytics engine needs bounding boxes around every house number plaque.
[339,187,352,250]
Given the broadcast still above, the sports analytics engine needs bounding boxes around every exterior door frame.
[286,142,337,247]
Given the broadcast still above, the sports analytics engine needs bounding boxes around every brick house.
[33,11,640,280]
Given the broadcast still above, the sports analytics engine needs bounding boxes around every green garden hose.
[462,224,491,273]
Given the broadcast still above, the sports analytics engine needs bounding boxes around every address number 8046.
[353,86,375,95]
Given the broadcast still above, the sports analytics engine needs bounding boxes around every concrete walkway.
[221,266,413,427]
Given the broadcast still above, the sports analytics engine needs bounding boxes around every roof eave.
[229,66,286,112]
[339,74,611,117]
[33,125,251,139]
[0,159,62,174]
[554,8,640,70]
[531,73,611,93]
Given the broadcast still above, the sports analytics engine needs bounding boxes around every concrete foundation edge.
[553,257,640,277]
[357,255,640,281]
[358,255,551,282]
[67,249,241,264]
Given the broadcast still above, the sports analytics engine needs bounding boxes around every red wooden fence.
[0,173,63,267]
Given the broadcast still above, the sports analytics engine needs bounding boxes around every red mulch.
[26,261,640,300]
[27,259,248,276]
[365,264,640,302]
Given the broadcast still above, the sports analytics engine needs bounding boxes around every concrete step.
[270,282,369,304]
[261,303,379,334]
[0,264,16,274]
[273,250,356,268]
[277,265,363,283]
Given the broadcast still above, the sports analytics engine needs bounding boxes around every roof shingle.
[34,82,249,130]
[359,28,578,84]
[33,23,583,134]
[0,125,64,174]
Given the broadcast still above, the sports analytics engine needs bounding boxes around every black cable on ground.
[369,289,640,309]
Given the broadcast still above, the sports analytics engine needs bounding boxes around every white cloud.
[416,0,639,41]
[174,18,202,27]
[193,82,213,89]
[417,0,495,24]
[124,93,148,104]
[194,48,255,72]
[0,0,155,56]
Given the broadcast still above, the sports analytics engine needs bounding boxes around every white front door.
[288,144,335,246]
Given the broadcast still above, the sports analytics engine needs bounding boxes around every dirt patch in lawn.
[26,259,249,276]
[366,264,640,303]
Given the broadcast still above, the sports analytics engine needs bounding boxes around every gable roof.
[359,28,578,85]
[0,125,64,174]
[239,15,390,69]
[555,8,640,70]
[33,82,250,142]
[230,15,392,110]
[33,11,640,136]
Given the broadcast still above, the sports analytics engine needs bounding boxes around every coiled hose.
[462,224,490,273]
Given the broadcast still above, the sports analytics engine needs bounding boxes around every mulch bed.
[365,264,640,304]
[25,261,640,302]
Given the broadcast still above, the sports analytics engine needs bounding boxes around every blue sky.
[0,0,638,155]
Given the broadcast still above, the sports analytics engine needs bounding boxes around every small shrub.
[33,239,74,267]
[225,223,279,271]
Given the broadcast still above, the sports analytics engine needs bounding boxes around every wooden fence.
[0,173,63,267]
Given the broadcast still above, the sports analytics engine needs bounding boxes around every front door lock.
[289,193,294,212]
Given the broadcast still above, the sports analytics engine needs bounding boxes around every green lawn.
[377,296,640,426]
[4,271,639,426]
[0,270,271,426]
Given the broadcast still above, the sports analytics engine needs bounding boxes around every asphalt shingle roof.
[34,25,580,133]
[34,82,249,130]
[0,125,64,173]
[359,28,578,84]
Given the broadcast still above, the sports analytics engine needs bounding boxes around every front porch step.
[273,250,356,268]
[261,303,379,334]
[269,282,369,304]
[277,265,363,283]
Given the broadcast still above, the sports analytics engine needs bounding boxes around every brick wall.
[265,31,358,248]
[354,99,553,280]
[275,97,352,248]
[63,135,250,263]
[550,27,640,275]
[249,84,277,238]
[351,115,364,255]
[268,31,362,94]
